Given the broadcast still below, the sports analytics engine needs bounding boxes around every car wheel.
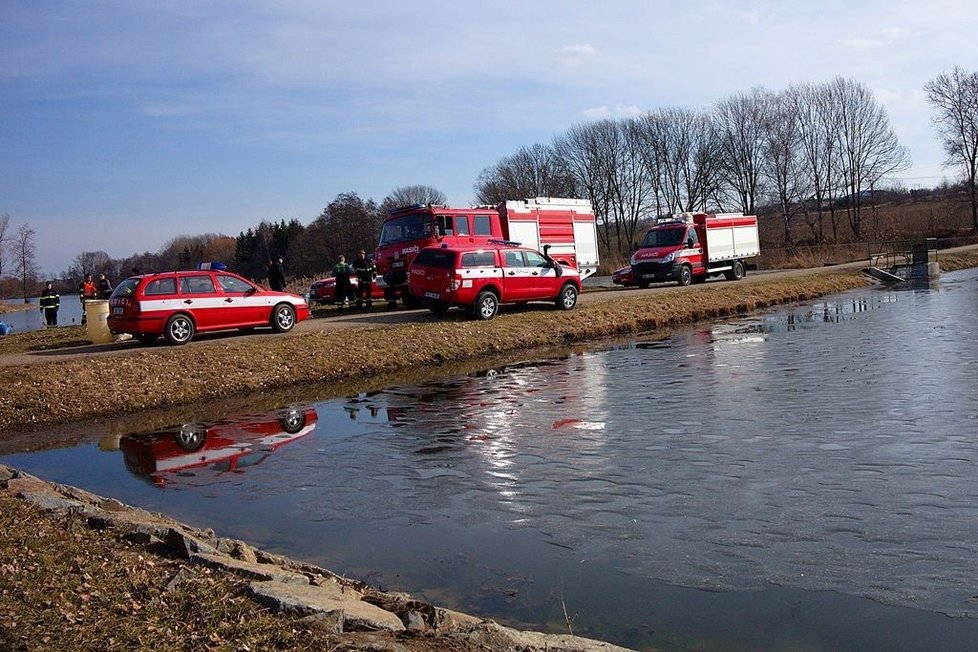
[472,291,499,320]
[164,314,195,345]
[556,283,578,310]
[175,423,206,451]
[279,408,307,433]
[271,303,296,333]
[136,333,157,345]
[677,265,693,286]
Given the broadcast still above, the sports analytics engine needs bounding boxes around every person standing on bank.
[39,281,60,327]
[79,273,97,324]
[268,255,286,291]
[97,273,113,299]
[332,254,354,308]
[352,249,377,309]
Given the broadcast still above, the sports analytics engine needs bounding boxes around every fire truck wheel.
[725,260,746,281]
[556,283,578,310]
[164,314,195,345]
[271,303,296,333]
[473,291,499,320]
[677,265,693,286]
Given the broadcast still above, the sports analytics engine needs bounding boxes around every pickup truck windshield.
[641,227,686,248]
[379,213,432,246]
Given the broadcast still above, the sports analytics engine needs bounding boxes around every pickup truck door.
[521,250,561,298]
[501,250,533,301]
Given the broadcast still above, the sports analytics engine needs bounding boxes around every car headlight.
[661,252,675,263]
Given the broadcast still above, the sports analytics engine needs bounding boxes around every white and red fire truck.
[629,212,760,287]
[375,197,598,306]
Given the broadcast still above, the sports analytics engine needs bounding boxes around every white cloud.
[841,38,884,49]
[555,44,597,67]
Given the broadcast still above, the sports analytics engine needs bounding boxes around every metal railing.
[868,238,937,268]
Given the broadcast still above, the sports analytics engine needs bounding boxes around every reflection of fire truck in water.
[121,406,318,488]
[375,197,599,307]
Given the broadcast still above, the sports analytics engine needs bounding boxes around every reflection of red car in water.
[121,407,318,487]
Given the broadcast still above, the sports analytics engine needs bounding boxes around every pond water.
[5,268,978,650]
[1,297,84,332]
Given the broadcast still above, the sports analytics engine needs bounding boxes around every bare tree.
[714,88,772,214]
[761,90,807,243]
[66,251,113,282]
[792,83,839,242]
[474,143,577,205]
[381,185,447,212]
[12,223,38,302]
[635,108,723,214]
[925,67,978,231]
[0,213,10,278]
[554,120,619,251]
[829,77,909,238]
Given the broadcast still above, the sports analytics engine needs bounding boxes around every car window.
[111,278,140,298]
[461,251,496,267]
[503,250,524,267]
[473,215,492,235]
[181,275,217,295]
[143,278,177,296]
[216,274,254,294]
[523,251,550,268]
[414,248,456,268]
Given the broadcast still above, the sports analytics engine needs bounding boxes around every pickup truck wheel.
[473,291,499,320]
[164,314,195,345]
[271,303,296,333]
[556,283,578,310]
[677,265,693,286]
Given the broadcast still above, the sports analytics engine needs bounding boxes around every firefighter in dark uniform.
[39,281,60,327]
[352,249,377,309]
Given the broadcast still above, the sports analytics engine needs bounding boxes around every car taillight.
[449,276,461,291]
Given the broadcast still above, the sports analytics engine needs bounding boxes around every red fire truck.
[375,197,598,306]
[629,212,760,287]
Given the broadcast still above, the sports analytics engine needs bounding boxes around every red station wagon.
[407,243,581,319]
[108,270,310,345]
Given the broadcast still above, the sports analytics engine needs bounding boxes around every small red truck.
[408,242,581,319]
[629,212,760,287]
[375,197,597,306]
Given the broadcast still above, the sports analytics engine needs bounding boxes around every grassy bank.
[0,270,875,432]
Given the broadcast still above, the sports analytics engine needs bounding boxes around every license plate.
[642,274,656,279]
[424,291,440,299]
[112,307,124,315]
[392,261,404,268]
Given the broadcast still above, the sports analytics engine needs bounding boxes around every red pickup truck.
[407,242,581,320]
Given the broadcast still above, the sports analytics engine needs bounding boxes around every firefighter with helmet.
[78,273,97,325]
[352,249,377,309]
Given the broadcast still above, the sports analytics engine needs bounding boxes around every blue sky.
[2,1,976,276]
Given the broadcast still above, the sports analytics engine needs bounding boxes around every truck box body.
[630,212,759,287]
[375,197,597,305]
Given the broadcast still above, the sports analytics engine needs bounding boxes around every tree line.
[2,70,976,300]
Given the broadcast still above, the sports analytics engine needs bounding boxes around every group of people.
[331,249,377,309]
[35,272,112,328]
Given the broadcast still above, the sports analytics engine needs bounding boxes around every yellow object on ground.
[85,300,113,344]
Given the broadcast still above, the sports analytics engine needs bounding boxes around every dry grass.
[0,492,476,652]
